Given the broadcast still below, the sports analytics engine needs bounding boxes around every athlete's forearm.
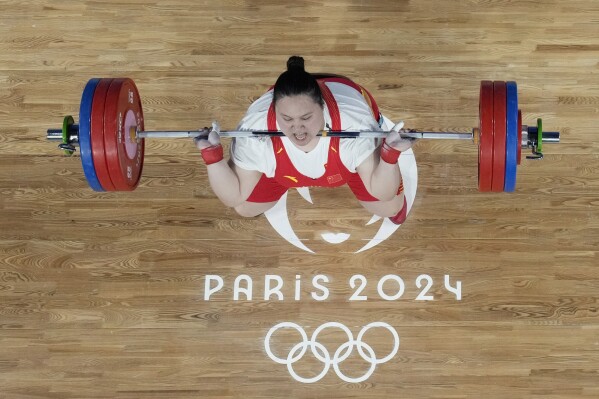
[205,159,245,207]
[369,159,401,201]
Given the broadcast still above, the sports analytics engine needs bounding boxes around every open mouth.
[294,132,308,142]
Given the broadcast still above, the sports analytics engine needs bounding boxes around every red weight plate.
[103,78,145,191]
[478,81,494,192]
[91,78,116,191]
[491,81,507,192]
[517,110,522,165]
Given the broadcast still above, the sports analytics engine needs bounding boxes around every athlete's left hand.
[385,121,414,152]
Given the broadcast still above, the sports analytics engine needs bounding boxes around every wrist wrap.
[380,139,401,164]
[201,144,224,165]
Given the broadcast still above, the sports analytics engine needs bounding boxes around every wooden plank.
[1,0,599,397]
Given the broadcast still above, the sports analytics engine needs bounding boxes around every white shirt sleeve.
[339,137,377,172]
[230,137,276,177]
[332,82,380,172]
[230,91,277,177]
[236,91,272,132]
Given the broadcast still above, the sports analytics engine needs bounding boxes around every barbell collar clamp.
[47,126,80,144]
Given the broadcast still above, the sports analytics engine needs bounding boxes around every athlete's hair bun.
[286,56,305,72]
[274,55,323,107]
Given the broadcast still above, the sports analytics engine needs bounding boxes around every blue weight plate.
[504,81,518,192]
[79,78,104,191]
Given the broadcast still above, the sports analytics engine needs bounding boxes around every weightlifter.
[195,56,413,224]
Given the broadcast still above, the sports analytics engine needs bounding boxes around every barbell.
[47,78,559,192]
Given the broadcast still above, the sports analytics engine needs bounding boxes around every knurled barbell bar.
[47,78,559,193]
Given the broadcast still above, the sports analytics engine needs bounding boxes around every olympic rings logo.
[264,321,400,383]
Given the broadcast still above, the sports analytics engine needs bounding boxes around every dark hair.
[273,56,324,107]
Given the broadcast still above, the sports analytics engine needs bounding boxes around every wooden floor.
[1,0,599,398]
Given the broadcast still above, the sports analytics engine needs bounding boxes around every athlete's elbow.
[233,204,263,218]
[212,191,245,208]
[220,197,245,208]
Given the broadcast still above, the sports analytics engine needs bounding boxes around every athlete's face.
[275,95,325,151]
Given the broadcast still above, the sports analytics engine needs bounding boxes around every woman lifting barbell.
[194,56,413,224]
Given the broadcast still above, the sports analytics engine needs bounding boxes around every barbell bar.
[47,127,478,142]
[47,77,559,192]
